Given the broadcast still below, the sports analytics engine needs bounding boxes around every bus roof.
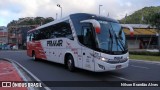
[27,13,119,33]
[70,13,118,23]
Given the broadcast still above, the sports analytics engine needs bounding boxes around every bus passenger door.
[81,26,95,71]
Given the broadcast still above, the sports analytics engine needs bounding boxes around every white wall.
[127,40,140,49]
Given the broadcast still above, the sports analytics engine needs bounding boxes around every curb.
[0,58,51,90]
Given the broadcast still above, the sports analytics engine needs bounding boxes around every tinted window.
[82,26,95,48]
[50,20,73,40]
[27,33,33,41]
[32,30,40,40]
[31,20,73,40]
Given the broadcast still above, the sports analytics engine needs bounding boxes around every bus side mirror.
[80,19,101,34]
[95,27,101,34]
[122,25,134,37]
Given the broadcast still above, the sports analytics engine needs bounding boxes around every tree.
[120,6,160,24]
[148,12,160,53]
[7,17,54,27]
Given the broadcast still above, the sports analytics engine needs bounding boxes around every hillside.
[7,17,54,27]
[120,6,160,24]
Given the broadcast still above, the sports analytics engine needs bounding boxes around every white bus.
[27,13,133,72]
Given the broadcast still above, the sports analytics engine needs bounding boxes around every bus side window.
[29,34,32,41]
[61,21,73,40]
[34,30,41,40]
[50,20,73,40]
[30,34,34,41]
[32,31,38,41]
[82,27,94,48]
[27,33,31,42]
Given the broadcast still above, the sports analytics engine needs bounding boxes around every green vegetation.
[130,55,160,62]
[129,51,160,56]
[7,17,54,27]
[130,51,160,61]
[120,6,160,53]
[148,12,160,53]
[120,6,160,24]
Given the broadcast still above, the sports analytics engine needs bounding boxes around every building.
[122,24,158,49]
[0,26,8,50]
[0,26,8,44]
[8,25,38,49]
[7,17,54,49]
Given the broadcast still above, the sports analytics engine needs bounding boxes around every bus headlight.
[100,57,108,62]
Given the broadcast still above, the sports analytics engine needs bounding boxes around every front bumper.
[94,59,129,72]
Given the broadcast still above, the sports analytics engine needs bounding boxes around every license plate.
[116,65,122,69]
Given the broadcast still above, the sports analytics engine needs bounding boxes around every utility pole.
[99,5,103,15]
[57,4,62,18]
[56,13,58,19]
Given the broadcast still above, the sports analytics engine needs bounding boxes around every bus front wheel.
[67,55,75,72]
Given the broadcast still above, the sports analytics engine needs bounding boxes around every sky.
[0,0,160,26]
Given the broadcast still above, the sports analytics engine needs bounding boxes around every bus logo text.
[114,56,123,60]
[47,40,63,46]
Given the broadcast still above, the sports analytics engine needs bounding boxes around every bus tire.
[67,55,75,72]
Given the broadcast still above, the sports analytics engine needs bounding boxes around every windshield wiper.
[110,27,125,51]
[118,37,126,50]
[114,34,124,51]
[108,29,113,52]
[114,30,126,51]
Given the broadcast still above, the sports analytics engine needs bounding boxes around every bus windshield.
[96,21,127,54]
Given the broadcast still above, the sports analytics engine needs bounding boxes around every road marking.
[130,59,160,66]
[111,75,132,81]
[3,58,51,90]
[130,65,149,69]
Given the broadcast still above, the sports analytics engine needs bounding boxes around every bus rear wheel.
[67,55,75,72]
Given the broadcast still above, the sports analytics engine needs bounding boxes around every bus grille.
[107,58,128,64]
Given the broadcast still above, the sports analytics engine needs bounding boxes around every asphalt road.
[0,50,160,90]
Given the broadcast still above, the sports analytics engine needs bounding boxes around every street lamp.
[99,5,103,15]
[57,4,62,18]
